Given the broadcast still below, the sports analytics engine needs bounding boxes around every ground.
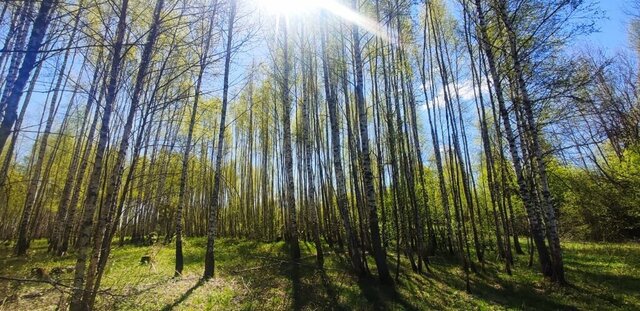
[0,238,638,310]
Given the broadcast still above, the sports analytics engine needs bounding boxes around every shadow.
[181,249,203,266]
[562,268,640,308]
[355,275,419,311]
[291,260,303,311]
[261,242,351,311]
[574,269,640,293]
[320,269,347,311]
[469,279,576,310]
[426,260,576,310]
[355,275,383,309]
[160,279,203,311]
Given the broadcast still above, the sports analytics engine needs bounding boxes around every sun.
[253,0,391,42]
[255,0,320,16]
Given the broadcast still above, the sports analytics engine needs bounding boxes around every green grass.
[0,238,638,310]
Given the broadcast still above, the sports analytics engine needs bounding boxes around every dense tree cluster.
[0,0,638,309]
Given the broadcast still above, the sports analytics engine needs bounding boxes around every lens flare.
[255,0,392,42]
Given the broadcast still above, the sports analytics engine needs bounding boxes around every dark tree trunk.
[0,0,56,154]
[351,0,391,284]
[205,0,237,279]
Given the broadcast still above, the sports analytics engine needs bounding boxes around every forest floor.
[0,238,638,310]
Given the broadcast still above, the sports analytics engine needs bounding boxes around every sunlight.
[254,0,392,42]
[255,0,319,16]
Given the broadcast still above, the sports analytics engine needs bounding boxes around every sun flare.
[254,0,391,41]
[255,0,319,16]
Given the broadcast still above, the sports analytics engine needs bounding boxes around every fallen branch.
[0,275,72,289]
[231,261,287,273]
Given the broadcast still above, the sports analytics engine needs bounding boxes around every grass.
[0,238,638,310]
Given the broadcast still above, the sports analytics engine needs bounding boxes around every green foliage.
[550,146,640,241]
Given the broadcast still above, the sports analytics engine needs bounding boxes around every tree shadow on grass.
[563,268,640,308]
[319,268,348,311]
[160,279,204,311]
[279,242,305,310]
[355,274,419,311]
[290,260,303,310]
[181,249,203,267]
[429,264,576,310]
[274,242,352,311]
[471,279,576,310]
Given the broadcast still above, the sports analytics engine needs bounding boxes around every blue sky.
[10,0,637,163]
[575,0,633,53]
[419,0,636,165]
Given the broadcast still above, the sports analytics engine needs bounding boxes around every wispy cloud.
[421,78,490,111]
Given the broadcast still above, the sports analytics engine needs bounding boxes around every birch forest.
[0,0,639,310]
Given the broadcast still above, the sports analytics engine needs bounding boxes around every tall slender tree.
[205,0,237,279]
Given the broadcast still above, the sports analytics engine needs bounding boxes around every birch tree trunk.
[351,0,391,284]
[473,0,552,278]
[70,1,128,309]
[320,17,364,275]
[205,0,237,279]
[177,1,217,277]
[0,0,55,154]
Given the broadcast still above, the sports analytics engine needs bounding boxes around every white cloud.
[420,78,490,111]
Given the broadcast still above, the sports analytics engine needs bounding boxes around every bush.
[550,146,640,241]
